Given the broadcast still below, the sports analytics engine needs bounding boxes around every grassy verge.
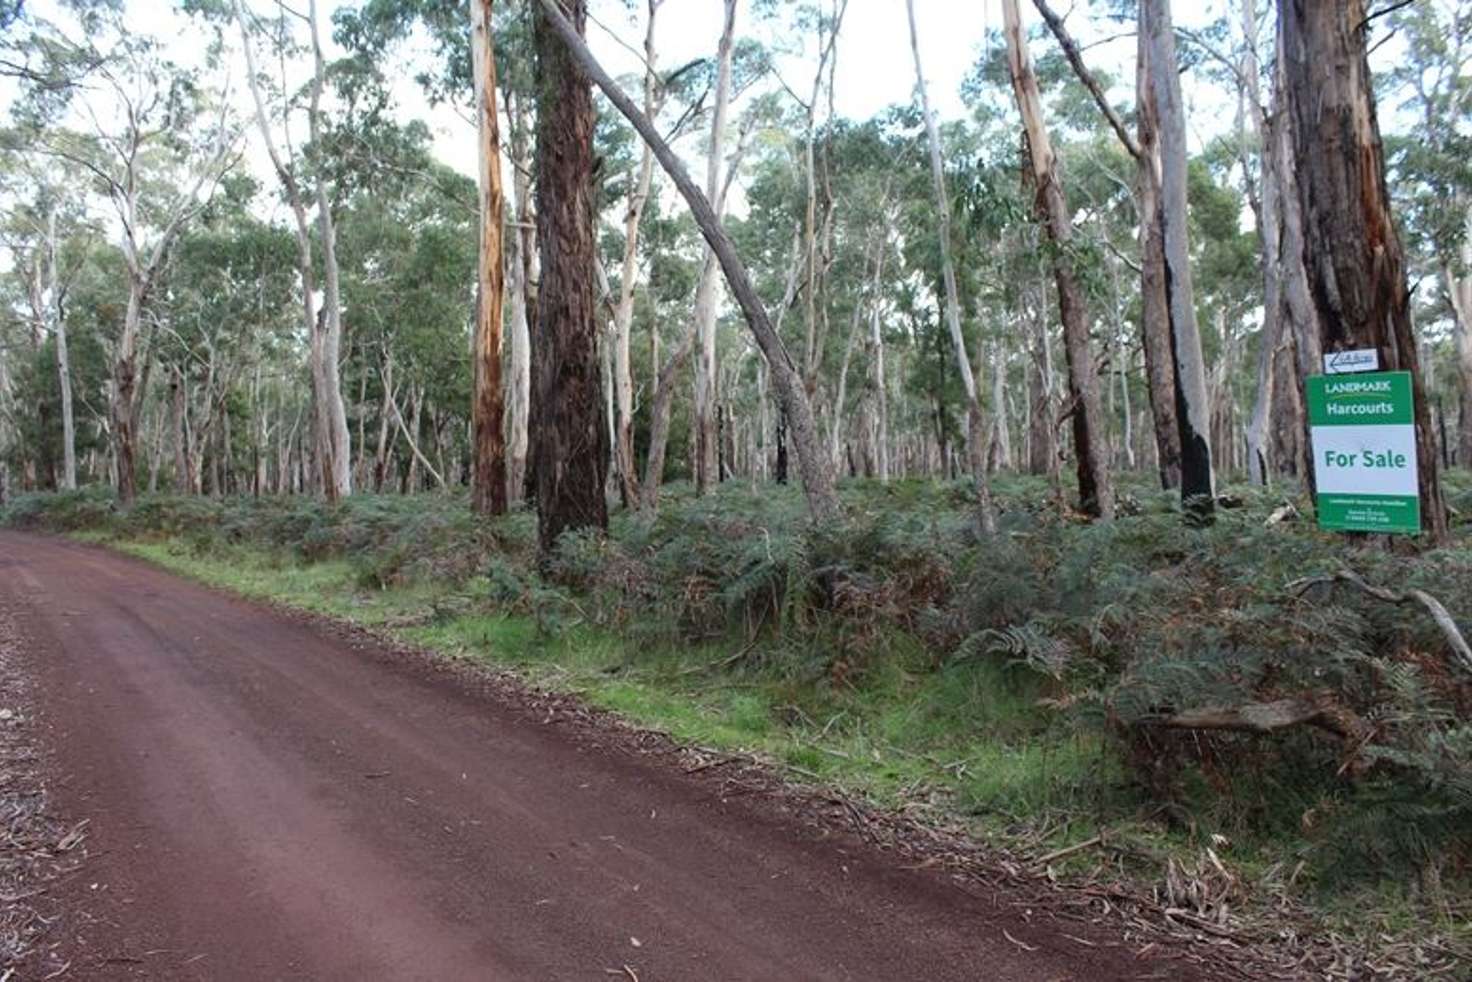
[93,532,1120,834]
[11,476,1472,970]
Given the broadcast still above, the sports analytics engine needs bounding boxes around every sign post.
[1306,370,1420,535]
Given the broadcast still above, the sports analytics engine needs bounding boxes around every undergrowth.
[6,473,1472,948]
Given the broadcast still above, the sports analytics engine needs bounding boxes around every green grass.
[84,532,1116,836]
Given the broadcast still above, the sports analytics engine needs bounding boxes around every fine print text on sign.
[1306,371,1420,534]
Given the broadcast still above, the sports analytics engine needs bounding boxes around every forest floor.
[3,477,1471,978]
[0,528,1232,981]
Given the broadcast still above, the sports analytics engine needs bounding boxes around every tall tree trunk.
[533,0,610,555]
[638,315,698,512]
[1106,255,1137,470]
[693,0,738,495]
[237,0,346,502]
[1242,0,1280,486]
[537,0,840,523]
[308,0,352,500]
[870,231,890,483]
[1279,0,1448,541]
[505,99,535,504]
[636,143,765,511]
[1142,0,1215,520]
[611,0,664,505]
[1003,0,1114,520]
[32,210,77,491]
[1445,217,1472,468]
[374,354,395,491]
[1027,329,1056,477]
[111,274,146,504]
[1031,0,1180,489]
[470,0,508,515]
[172,368,192,493]
[52,305,76,492]
[829,236,879,469]
[906,0,995,532]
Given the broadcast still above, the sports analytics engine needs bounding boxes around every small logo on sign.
[1324,349,1380,375]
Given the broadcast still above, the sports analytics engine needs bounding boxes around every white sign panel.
[1323,349,1380,375]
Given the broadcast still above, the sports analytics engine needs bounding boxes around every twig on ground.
[1034,834,1105,868]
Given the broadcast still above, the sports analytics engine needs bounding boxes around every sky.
[3,0,1414,249]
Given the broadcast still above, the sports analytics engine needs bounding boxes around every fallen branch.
[1033,833,1104,867]
[1288,570,1472,677]
[1140,694,1373,744]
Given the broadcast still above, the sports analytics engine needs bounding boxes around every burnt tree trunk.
[1142,0,1215,520]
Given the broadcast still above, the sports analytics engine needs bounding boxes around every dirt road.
[0,531,1200,981]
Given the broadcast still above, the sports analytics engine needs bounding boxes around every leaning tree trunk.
[470,0,508,515]
[1279,0,1448,541]
[1142,0,1215,521]
[906,0,995,531]
[536,0,840,523]
[532,0,610,555]
[1002,0,1114,520]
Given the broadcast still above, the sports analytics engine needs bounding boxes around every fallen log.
[1142,695,1372,742]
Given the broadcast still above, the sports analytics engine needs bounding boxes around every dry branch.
[1144,695,1372,742]
[1288,570,1472,677]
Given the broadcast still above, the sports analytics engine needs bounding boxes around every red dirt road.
[0,531,1200,981]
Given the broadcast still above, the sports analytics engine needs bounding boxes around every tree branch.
[1031,0,1142,161]
[1289,571,1472,678]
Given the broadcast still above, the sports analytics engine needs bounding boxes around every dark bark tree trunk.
[533,0,609,556]
[1279,0,1449,541]
[536,0,840,523]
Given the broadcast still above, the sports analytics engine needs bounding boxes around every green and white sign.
[1306,371,1420,534]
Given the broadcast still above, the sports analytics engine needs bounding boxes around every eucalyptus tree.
[1139,0,1215,519]
[0,173,94,491]
[1029,0,1187,492]
[469,0,508,514]
[2,234,117,491]
[1001,0,1113,520]
[1280,0,1448,540]
[906,0,995,530]
[692,0,739,495]
[1383,0,1472,470]
[536,0,840,523]
[157,183,297,495]
[532,0,610,552]
[22,20,237,504]
[232,0,352,500]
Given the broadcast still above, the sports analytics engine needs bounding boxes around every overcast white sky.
[6,1,1411,235]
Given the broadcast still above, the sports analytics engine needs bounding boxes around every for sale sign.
[1306,371,1420,534]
